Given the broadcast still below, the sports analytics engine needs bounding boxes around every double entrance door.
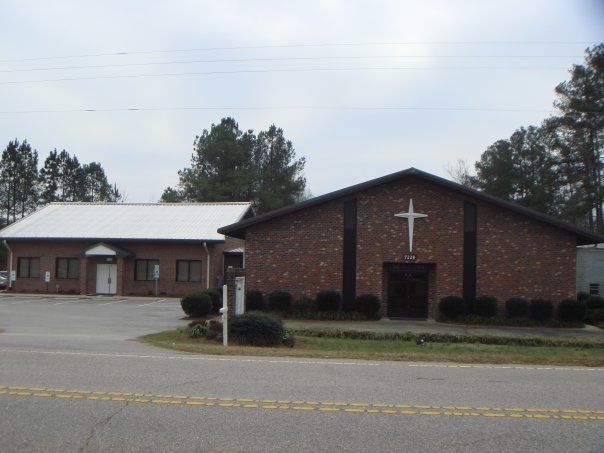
[386,263,429,318]
[96,264,117,295]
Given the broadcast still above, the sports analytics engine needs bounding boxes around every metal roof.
[0,202,252,242]
[218,167,604,245]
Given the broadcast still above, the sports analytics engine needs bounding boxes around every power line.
[0,65,573,85]
[0,105,563,114]
[0,40,597,63]
[0,54,584,73]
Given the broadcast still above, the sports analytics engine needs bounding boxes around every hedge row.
[439,296,589,323]
[246,290,381,319]
[289,328,604,349]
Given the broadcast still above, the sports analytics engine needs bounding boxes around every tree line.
[450,44,603,234]
[161,117,307,214]
[0,139,121,227]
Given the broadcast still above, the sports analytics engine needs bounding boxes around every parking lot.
[0,294,187,353]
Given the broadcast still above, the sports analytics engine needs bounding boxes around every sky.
[0,0,603,202]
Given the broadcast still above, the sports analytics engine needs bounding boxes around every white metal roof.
[0,202,252,242]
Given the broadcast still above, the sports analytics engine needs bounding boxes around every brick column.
[225,268,246,316]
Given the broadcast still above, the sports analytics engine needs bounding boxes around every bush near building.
[354,294,381,319]
[558,299,587,322]
[316,291,342,311]
[246,290,265,311]
[529,299,554,322]
[268,291,292,312]
[439,296,467,318]
[180,291,213,318]
[505,298,529,318]
[472,296,498,318]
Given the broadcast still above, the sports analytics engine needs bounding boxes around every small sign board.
[153,264,160,280]
[44,271,51,283]
[402,254,417,262]
[10,270,16,282]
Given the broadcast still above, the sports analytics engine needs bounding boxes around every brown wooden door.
[387,264,428,318]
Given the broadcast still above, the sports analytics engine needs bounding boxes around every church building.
[219,168,604,318]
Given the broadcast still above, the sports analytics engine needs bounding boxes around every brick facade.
[242,176,577,318]
[5,238,243,297]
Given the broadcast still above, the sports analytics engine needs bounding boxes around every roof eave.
[217,167,604,244]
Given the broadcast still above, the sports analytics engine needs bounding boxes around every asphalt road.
[0,294,603,452]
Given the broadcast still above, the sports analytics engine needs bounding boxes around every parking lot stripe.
[137,299,166,307]
[98,299,128,306]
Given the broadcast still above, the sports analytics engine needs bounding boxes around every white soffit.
[85,244,117,256]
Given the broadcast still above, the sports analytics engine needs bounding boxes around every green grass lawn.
[140,330,604,366]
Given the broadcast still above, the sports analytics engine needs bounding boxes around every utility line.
[0,105,564,114]
[0,40,596,63]
[0,54,584,73]
[0,65,573,85]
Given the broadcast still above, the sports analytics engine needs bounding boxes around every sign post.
[219,284,228,347]
[153,264,160,296]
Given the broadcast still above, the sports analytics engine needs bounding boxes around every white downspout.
[203,241,210,289]
[3,240,13,290]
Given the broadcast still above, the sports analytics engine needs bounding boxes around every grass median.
[140,329,604,366]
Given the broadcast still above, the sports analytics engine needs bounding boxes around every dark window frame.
[176,260,202,283]
[18,257,40,278]
[589,283,600,295]
[134,259,160,281]
[56,257,79,279]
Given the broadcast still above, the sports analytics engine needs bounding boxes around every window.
[18,257,40,278]
[590,284,600,295]
[177,260,201,282]
[56,258,79,279]
[135,259,159,281]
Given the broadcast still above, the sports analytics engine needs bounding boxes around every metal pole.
[220,284,228,347]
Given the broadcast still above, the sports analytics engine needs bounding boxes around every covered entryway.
[96,263,117,295]
[386,263,429,318]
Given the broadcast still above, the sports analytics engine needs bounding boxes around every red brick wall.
[6,238,243,297]
[242,176,577,317]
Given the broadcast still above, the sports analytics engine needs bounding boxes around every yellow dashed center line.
[1,384,602,422]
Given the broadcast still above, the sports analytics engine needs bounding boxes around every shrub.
[472,296,498,318]
[180,291,213,317]
[316,291,342,311]
[505,298,528,318]
[292,296,316,313]
[268,291,292,312]
[585,308,604,324]
[354,294,381,318]
[246,290,265,311]
[189,323,208,338]
[529,299,553,322]
[439,296,467,318]
[577,291,590,302]
[558,299,586,322]
[204,288,222,312]
[229,312,285,346]
[586,295,604,310]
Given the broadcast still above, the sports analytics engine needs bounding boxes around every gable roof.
[218,167,604,245]
[0,202,252,242]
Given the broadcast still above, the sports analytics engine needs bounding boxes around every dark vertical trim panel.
[342,199,357,311]
[463,201,477,302]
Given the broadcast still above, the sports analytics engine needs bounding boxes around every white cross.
[394,199,428,252]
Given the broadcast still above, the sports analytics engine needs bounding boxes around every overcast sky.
[1,0,603,202]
